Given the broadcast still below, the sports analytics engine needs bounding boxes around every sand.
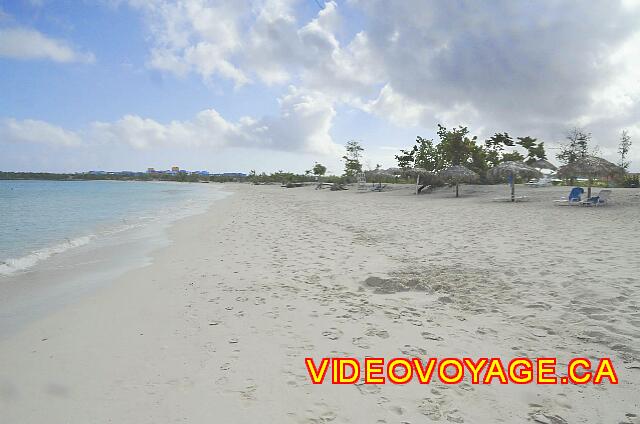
[0,183,639,423]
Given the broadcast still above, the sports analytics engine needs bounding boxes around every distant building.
[213,172,247,178]
[147,168,156,173]
[171,166,180,172]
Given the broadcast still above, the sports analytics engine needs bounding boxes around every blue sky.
[1,0,639,173]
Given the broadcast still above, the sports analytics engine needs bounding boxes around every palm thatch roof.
[528,159,557,171]
[366,168,397,178]
[402,167,430,176]
[438,165,479,182]
[488,161,542,179]
[557,156,625,178]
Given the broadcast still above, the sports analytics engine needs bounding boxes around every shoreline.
[0,179,227,276]
[0,182,233,338]
[0,183,638,423]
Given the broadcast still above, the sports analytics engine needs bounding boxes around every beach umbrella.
[528,159,557,171]
[383,167,404,176]
[402,167,429,177]
[438,165,479,197]
[489,161,542,202]
[367,168,396,182]
[557,156,625,198]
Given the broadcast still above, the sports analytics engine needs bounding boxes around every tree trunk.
[511,181,515,202]
[456,183,459,198]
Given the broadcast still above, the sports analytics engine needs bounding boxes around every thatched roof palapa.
[557,156,625,178]
[489,161,542,180]
[528,159,557,171]
[438,165,479,182]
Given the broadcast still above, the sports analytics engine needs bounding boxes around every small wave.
[0,235,94,276]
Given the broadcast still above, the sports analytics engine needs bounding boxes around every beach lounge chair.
[554,187,584,206]
[526,176,552,187]
[371,183,387,192]
[582,189,611,206]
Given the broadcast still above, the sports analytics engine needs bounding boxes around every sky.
[1,0,639,174]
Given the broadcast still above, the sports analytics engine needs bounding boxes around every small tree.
[342,140,364,177]
[530,142,548,161]
[438,125,477,166]
[467,143,490,179]
[501,151,525,162]
[395,145,417,170]
[484,132,515,165]
[618,130,632,170]
[516,136,546,163]
[415,137,443,172]
[557,127,590,164]
[312,162,327,177]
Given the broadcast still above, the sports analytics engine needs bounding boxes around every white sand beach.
[1,183,639,423]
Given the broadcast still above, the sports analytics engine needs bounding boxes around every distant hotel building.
[144,166,246,178]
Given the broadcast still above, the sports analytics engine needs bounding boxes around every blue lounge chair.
[554,187,584,206]
[582,189,611,206]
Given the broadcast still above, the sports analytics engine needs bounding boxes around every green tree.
[485,132,514,166]
[342,140,364,177]
[395,144,419,169]
[501,151,525,162]
[468,143,489,175]
[415,137,443,172]
[618,130,632,170]
[516,136,547,163]
[530,142,547,161]
[312,162,327,176]
[437,124,477,166]
[557,127,590,164]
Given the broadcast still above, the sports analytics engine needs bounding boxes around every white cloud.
[92,85,339,154]
[7,0,640,169]
[2,86,340,155]
[0,118,82,146]
[128,0,249,86]
[125,0,380,96]
[0,27,94,63]
[363,84,428,127]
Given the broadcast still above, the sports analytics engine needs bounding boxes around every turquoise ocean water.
[0,180,224,276]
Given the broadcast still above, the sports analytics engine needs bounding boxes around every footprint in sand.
[355,382,381,395]
[417,392,464,423]
[322,328,343,340]
[421,331,444,341]
[528,412,568,424]
[239,384,257,401]
[365,328,390,339]
[400,345,428,356]
[304,402,337,423]
[352,337,370,349]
